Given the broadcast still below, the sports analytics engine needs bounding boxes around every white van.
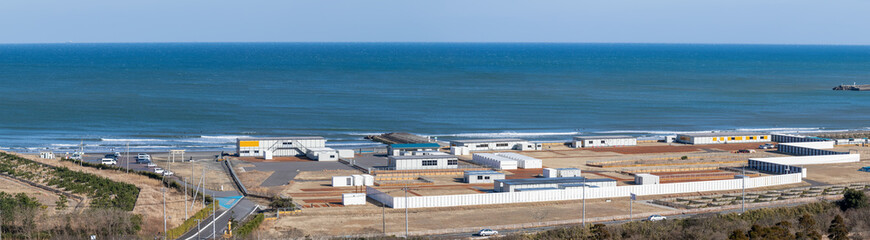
[100,158,117,165]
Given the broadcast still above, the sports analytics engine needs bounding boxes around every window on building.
[254,150,260,153]
[476,144,489,148]
[329,155,335,158]
[422,160,438,166]
[601,140,606,144]
[730,137,736,140]
[477,176,483,180]
[484,176,490,179]
[240,150,250,154]
[588,141,593,144]
[496,143,509,147]
[282,142,293,146]
[448,160,458,165]
[760,136,766,139]
[749,136,754,140]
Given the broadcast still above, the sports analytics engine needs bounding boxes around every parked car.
[69,153,83,160]
[758,144,776,149]
[146,162,157,168]
[647,215,667,221]
[477,229,498,236]
[163,170,174,176]
[104,154,117,160]
[153,168,164,174]
[734,149,756,153]
[100,158,117,165]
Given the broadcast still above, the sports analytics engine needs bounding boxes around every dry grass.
[11,152,205,232]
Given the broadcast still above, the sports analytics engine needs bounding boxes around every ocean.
[1,43,869,153]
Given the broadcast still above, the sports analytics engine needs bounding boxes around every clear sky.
[1,0,868,44]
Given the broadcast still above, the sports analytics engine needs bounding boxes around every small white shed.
[634,173,660,185]
[542,168,558,178]
[338,149,355,158]
[342,193,366,206]
[39,152,54,159]
[332,176,353,187]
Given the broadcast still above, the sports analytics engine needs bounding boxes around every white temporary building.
[332,174,374,187]
[450,146,471,155]
[450,139,540,151]
[332,176,353,187]
[39,152,54,159]
[676,132,770,145]
[388,155,459,170]
[472,153,518,170]
[572,136,637,148]
[342,193,366,206]
[305,147,339,161]
[542,168,581,178]
[337,149,355,159]
[634,174,660,185]
[464,171,506,184]
[493,152,543,169]
[237,136,326,157]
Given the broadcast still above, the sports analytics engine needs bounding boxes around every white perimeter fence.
[367,173,802,209]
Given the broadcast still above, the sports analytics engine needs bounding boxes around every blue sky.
[1,0,868,44]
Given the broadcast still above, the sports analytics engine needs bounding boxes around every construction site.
[225,132,870,238]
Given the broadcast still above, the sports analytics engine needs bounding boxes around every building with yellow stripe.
[236,136,326,157]
[676,132,771,145]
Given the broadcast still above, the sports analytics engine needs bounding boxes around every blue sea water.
[1,43,869,152]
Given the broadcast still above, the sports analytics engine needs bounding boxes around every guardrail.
[224,160,248,196]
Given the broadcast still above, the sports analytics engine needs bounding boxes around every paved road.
[243,161,354,187]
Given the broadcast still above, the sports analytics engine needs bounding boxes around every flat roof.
[450,139,526,144]
[464,170,505,175]
[237,136,325,141]
[388,155,458,160]
[556,168,580,171]
[495,177,615,185]
[573,135,635,140]
[389,143,441,149]
[676,132,765,137]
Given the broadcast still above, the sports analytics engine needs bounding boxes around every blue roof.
[464,170,504,175]
[496,177,615,185]
[389,143,441,149]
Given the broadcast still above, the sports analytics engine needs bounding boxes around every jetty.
[366,132,433,144]
[833,84,870,91]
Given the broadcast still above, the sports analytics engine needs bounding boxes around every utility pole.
[202,167,206,208]
[742,166,746,213]
[162,187,167,240]
[125,142,129,173]
[196,219,202,240]
[630,193,635,222]
[582,177,586,227]
[213,198,216,239]
[185,177,189,219]
[404,185,409,238]
[382,194,386,236]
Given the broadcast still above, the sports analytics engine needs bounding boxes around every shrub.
[840,189,868,210]
[269,196,294,209]
[680,156,688,160]
[166,201,219,239]
[235,213,265,237]
[827,215,849,240]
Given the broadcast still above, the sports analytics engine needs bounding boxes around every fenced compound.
[367,173,802,209]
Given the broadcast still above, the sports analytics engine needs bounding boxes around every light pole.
[125,142,129,173]
[162,187,167,240]
[213,198,216,239]
[382,193,386,236]
[195,219,202,240]
[742,166,746,213]
[185,177,188,219]
[582,177,586,228]
[404,185,409,238]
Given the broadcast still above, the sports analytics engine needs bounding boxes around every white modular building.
[493,177,617,192]
[676,132,771,145]
[472,153,518,170]
[342,193,366,205]
[402,151,448,156]
[387,143,441,156]
[305,147,339,161]
[634,174,660,185]
[39,152,54,159]
[450,146,471,155]
[464,170,506,184]
[450,139,541,152]
[387,155,459,170]
[542,168,581,178]
[236,136,327,157]
[493,152,543,169]
[332,174,374,187]
[572,136,637,148]
[337,149,355,159]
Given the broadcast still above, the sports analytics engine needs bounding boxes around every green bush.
[235,213,265,237]
[840,188,868,210]
[166,201,219,239]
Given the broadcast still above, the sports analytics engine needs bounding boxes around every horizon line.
[1,41,869,47]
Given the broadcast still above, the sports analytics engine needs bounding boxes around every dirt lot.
[13,152,205,234]
[264,197,669,237]
[803,160,870,185]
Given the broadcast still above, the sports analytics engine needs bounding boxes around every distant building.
[464,171,506,184]
[387,155,459,170]
[676,132,770,145]
[387,143,441,156]
[572,135,637,148]
[237,137,339,161]
[493,177,616,192]
[450,139,541,151]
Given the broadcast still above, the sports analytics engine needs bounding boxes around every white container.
[495,153,543,169]
[472,153,518,170]
[362,174,375,186]
[342,193,366,205]
[557,168,581,177]
[338,149,355,158]
[450,146,470,155]
[634,173,660,185]
[542,168,558,178]
[39,152,54,159]
[332,176,352,187]
[263,150,273,160]
[351,175,364,186]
